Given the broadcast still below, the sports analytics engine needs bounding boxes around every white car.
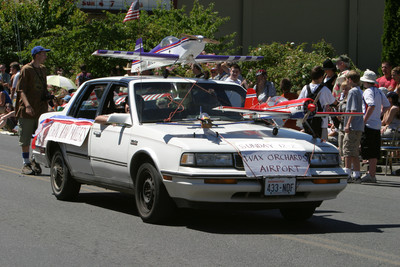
[33,76,347,223]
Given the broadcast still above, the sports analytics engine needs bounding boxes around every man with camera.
[15,46,51,175]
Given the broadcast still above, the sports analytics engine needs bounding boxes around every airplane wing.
[92,50,179,62]
[195,54,264,63]
[213,106,291,119]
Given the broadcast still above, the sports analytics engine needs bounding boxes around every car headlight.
[309,153,340,167]
[180,153,233,167]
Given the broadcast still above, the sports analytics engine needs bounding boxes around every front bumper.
[162,171,347,209]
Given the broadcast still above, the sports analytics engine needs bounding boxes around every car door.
[64,82,110,178]
[89,83,133,189]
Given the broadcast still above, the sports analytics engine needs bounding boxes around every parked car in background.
[33,76,348,223]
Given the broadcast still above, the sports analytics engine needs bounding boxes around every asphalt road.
[1,132,400,266]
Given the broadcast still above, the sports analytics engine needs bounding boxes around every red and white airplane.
[92,35,263,72]
[213,88,363,135]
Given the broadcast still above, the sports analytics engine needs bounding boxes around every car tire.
[135,163,175,223]
[279,206,316,221]
[50,150,81,201]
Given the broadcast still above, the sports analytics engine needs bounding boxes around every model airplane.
[213,88,363,135]
[92,35,263,72]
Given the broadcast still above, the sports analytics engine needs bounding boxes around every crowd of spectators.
[211,56,399,183]
[1,50,399,180]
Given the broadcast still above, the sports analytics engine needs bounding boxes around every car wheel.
[135,163,175,223]
[280,206,316,221]
[50,150,81,201]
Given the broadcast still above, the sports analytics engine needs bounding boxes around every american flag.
[123,0,140,22]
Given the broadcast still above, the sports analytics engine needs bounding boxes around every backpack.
[303,84,324,138]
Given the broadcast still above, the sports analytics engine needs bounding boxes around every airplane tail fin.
[244,88,258,108]
[134,38,144,52]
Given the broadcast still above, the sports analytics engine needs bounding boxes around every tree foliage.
[0,0,77,65]
[381,0,400,67]
[0,0,235,78]
[0,0,339,92]
[240,40,336,92]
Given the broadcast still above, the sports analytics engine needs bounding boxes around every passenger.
[156,97,169,109]
[298,66,337,139]
[381,92,400,139]
[343,70,364,183]
[254,69,276,103]
[360,69,390,183]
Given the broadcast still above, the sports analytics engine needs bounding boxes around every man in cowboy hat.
[360,69,390,183]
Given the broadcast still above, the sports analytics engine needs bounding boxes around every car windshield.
[134,81,246,123]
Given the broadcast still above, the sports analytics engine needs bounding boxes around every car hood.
[138,121,337,153]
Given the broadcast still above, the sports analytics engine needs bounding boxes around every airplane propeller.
[301,91,321,125]
[181,34,220,44]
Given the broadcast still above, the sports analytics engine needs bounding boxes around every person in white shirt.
[9,62,21,104]
[224,64,242,85]
[360,69,390,183]
[298,66,337,140]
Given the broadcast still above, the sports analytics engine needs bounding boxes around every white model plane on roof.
[92,34,263,72]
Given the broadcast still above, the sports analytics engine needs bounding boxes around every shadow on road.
[72,191,400,235]
[361,178,400,188]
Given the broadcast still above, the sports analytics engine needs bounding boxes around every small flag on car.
[123,0,140,22]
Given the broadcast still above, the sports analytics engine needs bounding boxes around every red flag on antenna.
[123,0,140,22]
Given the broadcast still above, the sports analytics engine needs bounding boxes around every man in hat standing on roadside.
[332,55,351,100]
[16,46,51,175]
[322,59,337,91]
[360,69,390,183]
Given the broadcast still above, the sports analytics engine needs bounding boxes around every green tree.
[381,0,400,67]
[240,40,336,92]
[4,0,235,78]
[0,0,77,65]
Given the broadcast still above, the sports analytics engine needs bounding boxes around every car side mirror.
[106,113,132,127]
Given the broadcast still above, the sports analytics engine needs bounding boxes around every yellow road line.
[273,234,400,266]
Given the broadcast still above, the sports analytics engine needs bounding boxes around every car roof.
[85,76,243,87]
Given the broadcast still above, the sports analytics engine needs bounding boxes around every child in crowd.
[343,71,364,183]
[337,81,351,158]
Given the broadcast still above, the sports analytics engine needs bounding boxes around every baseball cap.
[256,69,267,76]
[31,46,51,57]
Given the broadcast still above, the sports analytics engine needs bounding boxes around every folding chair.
[381,126,400,175]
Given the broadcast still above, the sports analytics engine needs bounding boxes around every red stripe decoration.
[142,93,170,101]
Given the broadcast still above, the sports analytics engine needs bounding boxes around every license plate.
[264,178,296,196]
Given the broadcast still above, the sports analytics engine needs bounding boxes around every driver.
[95,96,130,124]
